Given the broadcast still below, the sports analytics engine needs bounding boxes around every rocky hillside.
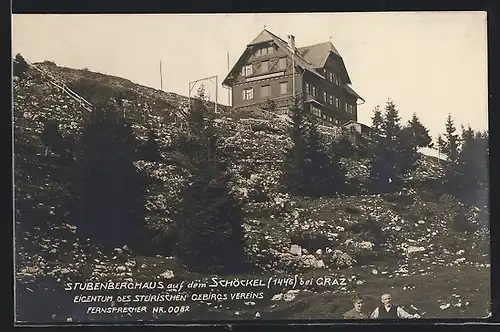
[14,62,490,323]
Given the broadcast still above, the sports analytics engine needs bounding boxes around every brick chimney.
[288,34,296,51]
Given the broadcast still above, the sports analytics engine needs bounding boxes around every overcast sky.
[12,12,488,138]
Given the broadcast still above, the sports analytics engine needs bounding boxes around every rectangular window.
[329,72,333,82]
[267,46,274,54]
[329,95,333,105]
[279,57,287,70]
[242,65,253,76]
[280,82,287,95]
[311,105,321,117]
[346,103,354,114]
[255,49,261,57]
[335,75,340,85]
[243,88,254,100]
[305,83,310,94]
[335,97,340,108]
[323,91,327,102]
[261,61,269,72]
[261,85,271,98]
[312,86,317,97]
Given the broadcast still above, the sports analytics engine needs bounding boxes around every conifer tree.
[70,101,148,250]
[281,98,310,195]
[305,110,347,197]
[282,98,347,197]
[369,100,404,192]
[371,105,384,136]
[397,114,432,177]
[453,125,489,205]
[171,86,246,274]
[408,113,433,148]
[437,114,462,194]
[438,114,460,164]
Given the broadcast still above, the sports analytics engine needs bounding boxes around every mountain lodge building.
[222,29,365,127]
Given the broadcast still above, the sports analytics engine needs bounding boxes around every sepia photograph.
[12,12,490,324]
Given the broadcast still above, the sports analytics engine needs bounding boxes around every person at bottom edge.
[370,293,420,319]
[343,293,369,319]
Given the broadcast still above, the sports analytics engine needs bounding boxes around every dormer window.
[242,65,253,77]
[258,45,273,56]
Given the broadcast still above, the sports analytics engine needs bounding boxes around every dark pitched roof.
[223,29,363,103]
[222,29,324,86]
[248,29,275,45]
[298,42,341,67]
[343,84,365,102]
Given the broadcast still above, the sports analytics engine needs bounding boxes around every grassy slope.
[13,63,491,323]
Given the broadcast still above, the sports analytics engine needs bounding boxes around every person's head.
[380,293,392,307]
[351,294,364,312]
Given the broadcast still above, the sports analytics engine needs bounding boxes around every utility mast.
[160,61,163,91]
[227,52,231,107]
[288,34,296,99]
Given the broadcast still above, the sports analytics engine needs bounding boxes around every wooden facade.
[222,29,365,126]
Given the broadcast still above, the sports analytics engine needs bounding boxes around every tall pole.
[160,61,163,91]
[188,82,191,111]
[227,52,231,107]
[292,52,295,99]
[215,75,218,113]
[290,35,295,100]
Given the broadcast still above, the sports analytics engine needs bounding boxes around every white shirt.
[370,306,418,319]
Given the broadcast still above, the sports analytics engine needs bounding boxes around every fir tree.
[171,86,246,274]
[398,125,420,177]
[281,98,310,195]
[371,105,384,136]
[453,126,489,205]
[397,114,431,177]
[369,100,404,192]
[438,114,460,164]
[408,113,433,148]
[306,111,347,197]
[282,98,347,197]
[437,114,462,194]
[70,102,148,250]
